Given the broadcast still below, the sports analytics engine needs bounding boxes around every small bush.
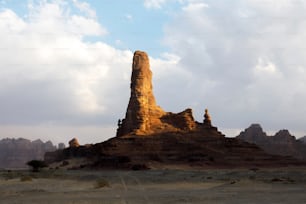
[94,179,110,189]
[26,160,48,172]
[20,176,33,182]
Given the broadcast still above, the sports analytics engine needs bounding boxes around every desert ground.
[1,167,306,204]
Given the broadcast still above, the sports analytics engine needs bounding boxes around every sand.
[1,168,306,204]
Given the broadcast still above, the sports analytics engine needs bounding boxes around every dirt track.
[1,168,306,204]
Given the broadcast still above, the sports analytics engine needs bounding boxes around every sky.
[1,0,306,145]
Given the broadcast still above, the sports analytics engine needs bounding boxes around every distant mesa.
[0,138,57,169]
[58,143,66,150]
[237,124,306,160]
[116,51,221,137]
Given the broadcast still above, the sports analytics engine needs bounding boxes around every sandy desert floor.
[1,167,306,204]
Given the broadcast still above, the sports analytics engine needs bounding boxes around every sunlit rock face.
[69,138,80,148]
[117,51,165,136]
[117,51,198,136]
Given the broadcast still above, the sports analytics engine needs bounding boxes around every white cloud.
[182,2,209,11]
[0,9,26,32]
[254,58,279,76]
[144,0,167,8]
[0,1,131,126]
[72,0,96,18]
[161,0,306,135]
[68,15,107,36]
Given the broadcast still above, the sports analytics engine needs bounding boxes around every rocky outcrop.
[117,51,165,136]
[0,138,57,168]
[69,138,80,148]
[116,51,216,136]
[237,124,268,143]
[237,124,306,160]
[203,109,212,127]
[45,51,306,169]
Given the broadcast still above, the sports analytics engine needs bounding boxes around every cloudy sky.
[0,0,306,145]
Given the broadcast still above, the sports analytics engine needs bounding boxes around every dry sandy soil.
[1,167,306,204]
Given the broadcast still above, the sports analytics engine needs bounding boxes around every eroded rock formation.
[117,51,165,136]
[117,51,215,136]
[44,51,306,169]
[69,138,80,148]
[203,109,212,127]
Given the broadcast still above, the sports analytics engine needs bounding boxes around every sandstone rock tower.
[117,51,215,137]
[117,51,165,136]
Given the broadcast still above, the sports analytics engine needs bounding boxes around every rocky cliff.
[0,138,57,168]
[237,124,306,160]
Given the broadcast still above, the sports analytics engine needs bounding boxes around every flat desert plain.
[1,168,306,204]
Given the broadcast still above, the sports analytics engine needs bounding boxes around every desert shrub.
[26,160,48,172]
[20,176,32,182]
[94,178,110,188]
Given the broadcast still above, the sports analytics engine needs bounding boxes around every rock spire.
[117,51,165,136]
[203,109,212,126]
[116,50,217,137]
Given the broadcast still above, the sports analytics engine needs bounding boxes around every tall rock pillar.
[117,51,164,136]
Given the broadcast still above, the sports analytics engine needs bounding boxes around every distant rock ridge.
[116,51,220,137]
[0,138,57,168]
[237,124,306,160]
[298,136,306,144]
